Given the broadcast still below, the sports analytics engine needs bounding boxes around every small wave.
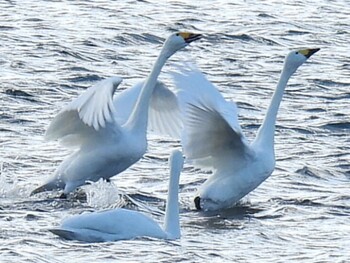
[63,66,91,72]
[320,122,350,131]
[126,192,164,204]
[221,33,280,46]
[4,89,33,98]
[305,107,327,113]
[114,32,163,46]
[81,39,98,48]
[0,25,17,31]
[258,13,275,19]
[295,166,324,180]
[223,33,255,42]
[287,29,312,35]
[266,197,326,209]
[289,127,315,135]
[65,74,102,83]
[0,167,23,199]
[314,78,350,87]
[201,203,262,220]
[57,49,100,62]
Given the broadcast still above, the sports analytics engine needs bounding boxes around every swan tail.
[49,229,77,240]
[49,228,109,242]
[31,180,65,195]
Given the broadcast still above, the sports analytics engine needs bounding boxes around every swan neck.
[163,159,181,239]
[255,69,291,147]
[125,48,171,132]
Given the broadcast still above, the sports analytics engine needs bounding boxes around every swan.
[171,48,320,211]
[31,32,201,195]
[49,149,184,242]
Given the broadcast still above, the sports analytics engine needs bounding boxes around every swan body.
[49,149,184,242]
[32,32,200,195]
[172,48,320,211]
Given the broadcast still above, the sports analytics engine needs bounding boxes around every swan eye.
[295,51,299,55]
[176,33,179,36]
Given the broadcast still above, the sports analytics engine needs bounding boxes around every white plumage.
[45,77,122,148]
[32,32,201,195]
[49,149,184,242]
[171,48,320,211]
[113,80,183,138]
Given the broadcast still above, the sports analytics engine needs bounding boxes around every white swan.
[49,149,184,242]
[171,48,320,211]
[32,32,201,195]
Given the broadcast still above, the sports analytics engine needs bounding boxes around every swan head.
[162,32,202,58]
[283,48,320,74]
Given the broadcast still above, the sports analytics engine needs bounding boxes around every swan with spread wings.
[171,48,320,211]
[32,32,201,195]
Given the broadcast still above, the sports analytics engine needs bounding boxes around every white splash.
[0,163,21,198]
[82,179,125,209]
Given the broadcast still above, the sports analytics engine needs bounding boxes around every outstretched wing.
[45,77,123,148]
[148,81,183,138]
[171,64,252,171]
[113,80,182,138]
[112,81,143,125]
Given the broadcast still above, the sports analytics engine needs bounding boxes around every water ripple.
[1,0,350,262]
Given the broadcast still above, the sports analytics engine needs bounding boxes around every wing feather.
[171,64,251,171]
[112,81,142,125]
[148,81,182,138]
[113,80,182,138]
[45,77,123,147]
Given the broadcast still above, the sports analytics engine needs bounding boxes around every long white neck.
[164,151,183,239]
[124,47,172,133]
[254,67,294,149]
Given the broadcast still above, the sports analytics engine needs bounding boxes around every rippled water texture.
[1,0,350,262]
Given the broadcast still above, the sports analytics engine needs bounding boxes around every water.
[1,0,350,262]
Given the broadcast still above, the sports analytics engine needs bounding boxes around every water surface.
[1,0,350,262]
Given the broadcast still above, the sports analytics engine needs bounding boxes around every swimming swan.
[49,149,184,242]
[171,48,320,211]
[31,32,200,195]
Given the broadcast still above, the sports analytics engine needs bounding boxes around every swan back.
[51,209,166,242]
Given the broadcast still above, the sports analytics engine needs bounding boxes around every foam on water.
[0,164,20,198]
[82,179,125,209]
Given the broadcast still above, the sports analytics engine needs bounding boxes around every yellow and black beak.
[178,32,202,43]
[299,48,320,59]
